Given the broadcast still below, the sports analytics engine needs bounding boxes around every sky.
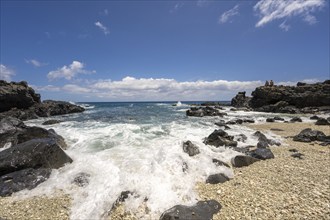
[0,0,329,101]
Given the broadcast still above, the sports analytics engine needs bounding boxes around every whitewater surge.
[19,102,290,219]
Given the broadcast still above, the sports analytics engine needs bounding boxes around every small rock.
[310,115,319,120]
[288,149,298,153]
[212,158,230,168]
[248,148,275,160]
[206,173,230,184]
[42,120,62,125]
[266,118,275,122]
[73,172,90,187]
[291,153,304,159]
[231,155,260,168]
[274,116,284,121]
[183,141,200,157]
[290,117,302,123]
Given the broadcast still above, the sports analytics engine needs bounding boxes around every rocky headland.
[231,80,330,113]
[0,80,85,121]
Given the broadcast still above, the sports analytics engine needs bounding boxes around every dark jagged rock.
[0,80,41,112]
[182,141,200,157]
[212,158,230,168]
[204,129,237,147]
[253,131,281,147]
[0,118,67,149]
[42,120,62,125]
[257,140,269,148]
[0,139,72,176]
[290,117,302,123]
[293,128,326,142]
[315,118,330,125]
[231,155,260,167]
[215,121,231,130]
[35,100,85,117]
[186,106,226,117]
[232,81,330,113]
[159,200,221,220]
[0,168,51,197]
[206,173,230,184]
[248,148,274,160]
[231,91,251,108]
[0,81,85,120]
[73,172,91,187]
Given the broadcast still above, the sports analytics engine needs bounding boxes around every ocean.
[21,102,312,219]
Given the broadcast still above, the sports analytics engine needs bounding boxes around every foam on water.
[18,103,301,219]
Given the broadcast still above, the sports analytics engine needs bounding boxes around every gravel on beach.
[197,122,330,220]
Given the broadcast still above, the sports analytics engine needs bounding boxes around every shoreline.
[1,122,328,219]
[197,122,330,219]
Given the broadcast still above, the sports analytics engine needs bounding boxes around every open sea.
[21,101,317,219]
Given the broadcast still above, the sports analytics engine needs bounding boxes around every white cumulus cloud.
[47,61,95,81]
[0,64,15,81]
[254,0,325,28]
[95,21,110,35]
[219,5,239,24]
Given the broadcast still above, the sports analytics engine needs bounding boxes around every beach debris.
[159,200,221,220]
[206,173,230,184]
[183,141,200,157]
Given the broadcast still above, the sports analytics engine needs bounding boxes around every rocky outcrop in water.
[231,80,330,113]
[0,81,85,120]
[160,200,221,220]
[0,118,72,196]
[186,106,227,117]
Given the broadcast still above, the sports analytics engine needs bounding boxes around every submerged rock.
[159,200,221,220]
[42,119,62,125]
[290,117,302,123]
[212,158,230,168]
[182,141,200,157]
[73,172,91,187]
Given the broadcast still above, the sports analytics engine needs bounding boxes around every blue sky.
[1,0,329,101]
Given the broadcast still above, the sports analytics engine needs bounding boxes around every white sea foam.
[19,104,317,219]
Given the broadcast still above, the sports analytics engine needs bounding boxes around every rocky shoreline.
[1,80,330,219]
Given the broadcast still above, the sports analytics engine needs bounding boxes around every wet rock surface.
[182,141,200,156]
[231,155,260,168]
[186,106,227,117]
[206,173,230,184]
[159,200,221,220]
[204,129,237,147]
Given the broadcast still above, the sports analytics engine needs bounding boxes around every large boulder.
[0,80,41,112]
[160,200,221,220]
[292,128,326,142]
[247,148,275,160]
[204,129,237,147]
[0,139,72,176]
[0,117,67,149]
[35,100,85,117]
[231,91,251,108]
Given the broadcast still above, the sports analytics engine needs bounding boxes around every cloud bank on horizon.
[0,0,328,101]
